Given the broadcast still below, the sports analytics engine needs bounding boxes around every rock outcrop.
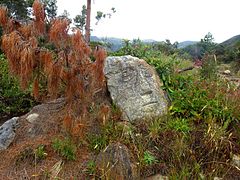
[0,98,66,150]
[96,142,139,180]
[104,55,168,122]
[0,117,18,150]
[24,98,65,137]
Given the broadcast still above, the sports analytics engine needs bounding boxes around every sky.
[57,0,240,43]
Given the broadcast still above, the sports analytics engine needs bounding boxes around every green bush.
[87,134,108,153]
[35,144,47,161]
[170,77,237,126]
[146,55,179,93]
[85,160,96,176]
[109,39,151,58]
[200,54,218,80]
[143,151,158,166]
[167,118,191,134]
[0,54,36,120]
[52,138,77,160]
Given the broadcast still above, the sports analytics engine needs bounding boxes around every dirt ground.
[0,98,103,179]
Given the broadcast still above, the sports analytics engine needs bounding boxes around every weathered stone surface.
[232,154,240,168]
[26,113,39,123]
[146,174,169,180]
[96,142,139,180]
[213,177,223,180]
[25,98,65,137]
[104,55,168,122]
[0,117,18,150]
[223,70,231,75]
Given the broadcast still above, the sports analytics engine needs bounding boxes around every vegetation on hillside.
[0,54,36,123]
[0,0,240,179]
[107,40,240,178]
[182,32,240,66]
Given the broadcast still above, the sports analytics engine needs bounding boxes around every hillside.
[1,1,240,179]
[91,36,201,51]
[90,36,123,51]
[90,36,161,51]
[93,34,240,51]
[220,34,240,47]
[178,41,198,49]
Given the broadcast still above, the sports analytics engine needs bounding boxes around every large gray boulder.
[0,117,18,150]
[104,55,168,122]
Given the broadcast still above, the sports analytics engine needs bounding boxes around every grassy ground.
[0,52,240,179]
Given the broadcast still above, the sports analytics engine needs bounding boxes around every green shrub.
[146,55,180,94]
[87,134,108,153]
[167,118,191,134]
[52,138,77,160]
[200,54,218,80]
[143,151,158,166]
[166,72,236,123]
[85,160,96,176]
[0,54,36,120]
[109,39,151,59]
[35,144,47,161]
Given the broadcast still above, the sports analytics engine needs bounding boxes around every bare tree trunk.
[85,0,91,44]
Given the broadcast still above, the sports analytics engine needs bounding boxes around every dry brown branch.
[0,0,107,124]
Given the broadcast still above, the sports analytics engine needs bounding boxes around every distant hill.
[142,39,158,44]
[90,36,123,51]
[90,35,240,52]
[90,36,196,51]
[90,36,101,42]
[90,37,159,51]
[178,41,198,49]
[220,35,240,47]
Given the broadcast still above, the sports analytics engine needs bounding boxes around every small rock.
[223,70,231,75]
[146,174,169,180]
[26,113,39,123]
[96,142,139,180]
[0,117,19,150]
[213,177,222,180]
[232,154,240,168]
